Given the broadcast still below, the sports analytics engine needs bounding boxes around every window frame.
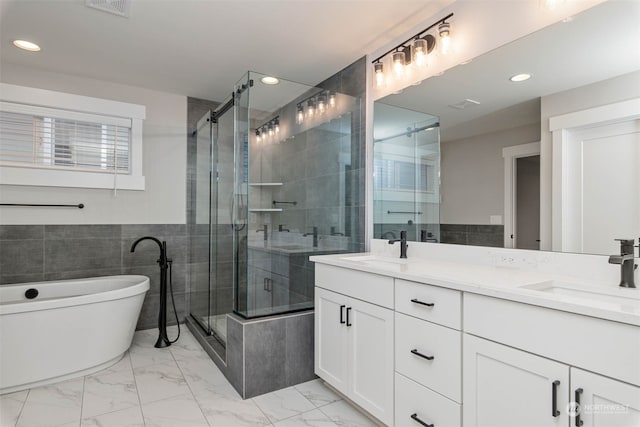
[0,83,146,190]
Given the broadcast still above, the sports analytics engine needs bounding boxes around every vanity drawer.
[395,372,461,427]
[315,264,394,309]
[395,279,462,329]
[395,312,461,402]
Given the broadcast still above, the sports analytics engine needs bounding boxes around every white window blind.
[0,83,145,190]
[0,102,131,174]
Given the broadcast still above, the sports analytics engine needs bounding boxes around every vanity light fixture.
[438,22,451,55]
[296,105,304,124]
[13,39,41,52]
[317,93,327,113]
[371,13,453,85]
[328,91,336,107]
[510,73,532,82]
[307,99,316,117]
[260,76,280,85]
[374,61,385,88]
[256,116,280,142]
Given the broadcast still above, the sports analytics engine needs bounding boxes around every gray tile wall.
[0,224,189,330]
[440,224,504,247]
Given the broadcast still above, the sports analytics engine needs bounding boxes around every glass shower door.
[190,111,213,332]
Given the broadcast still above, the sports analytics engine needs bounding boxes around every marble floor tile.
[132,360,190,404]
[194,382,271,427]
[169,335,212,363]
[141,393,209,427]
[253,386,316,423]
[16,377,84,427]
[176,356,228,392]
[87,352,132,378]
[295,379,342,408]
[81,369,139,418]
[128,342,175,369]
[0,390,29,427]
[273,408,340,427]
[319,400,381,427]
[80,406,144,427]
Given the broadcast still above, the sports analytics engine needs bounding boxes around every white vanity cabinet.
[463,293,640,427]
[463,334,570,427]
[314,265,394,425]
[571,368,640,427]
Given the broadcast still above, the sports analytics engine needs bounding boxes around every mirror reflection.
[373,0,640,255]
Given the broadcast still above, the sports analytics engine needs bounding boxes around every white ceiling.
[0,0,449,102]
[376,0,640,141]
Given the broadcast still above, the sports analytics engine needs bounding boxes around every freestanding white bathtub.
[0,275,149,394]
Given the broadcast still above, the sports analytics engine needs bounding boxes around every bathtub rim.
[0,275,150,315]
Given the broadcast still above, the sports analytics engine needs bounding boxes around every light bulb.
[392,50,405,78]
[414,41,427,66]
[318,94,327,113]
[307,99,316,117]
[439,22,451,55]
[328,92,336,107]
[274,119,280,134]
[268,124,274,137]
[256,130,261,142]
[374,62,385,88]
[297,105,304,124]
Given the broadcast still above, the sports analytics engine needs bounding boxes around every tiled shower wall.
[0,224,188,330]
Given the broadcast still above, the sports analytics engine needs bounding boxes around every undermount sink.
[339,255,408,266]
[520,280,640,311]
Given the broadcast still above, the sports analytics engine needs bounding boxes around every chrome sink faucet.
[388,230,408,259]
[608,238,638,288]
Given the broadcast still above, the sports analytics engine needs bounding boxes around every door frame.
[503,142,541,249]
[549,98,640,252]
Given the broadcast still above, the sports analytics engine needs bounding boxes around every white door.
[348,297,394,426]
[463,334,569,427]
[571,367,640,427]
[314,288,348,394]
[553,116,640,255]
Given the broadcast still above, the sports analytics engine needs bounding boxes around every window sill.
[0,166,145,190]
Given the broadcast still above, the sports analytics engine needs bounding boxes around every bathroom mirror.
[373,0,640,255]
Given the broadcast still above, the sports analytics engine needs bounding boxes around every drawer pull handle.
[410,413,434,427]
[552,380,560,417]
[346,307,352,327]
[340,305,346,324]
[411,298,435,307]
[575,388,584,426]
[411,349,434,361]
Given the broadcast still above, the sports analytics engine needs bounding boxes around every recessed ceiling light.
[261,76,280,85]
[13,40,41,52]
[510,73,532,82]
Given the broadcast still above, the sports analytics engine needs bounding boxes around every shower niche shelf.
[249,208,283,212]
[249,182,283,187]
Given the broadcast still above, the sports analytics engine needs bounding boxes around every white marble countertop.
[310,252,640,327]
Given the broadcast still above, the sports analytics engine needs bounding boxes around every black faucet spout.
[304,226,319,248]
[609,238,637,288]
[388,230,408,259]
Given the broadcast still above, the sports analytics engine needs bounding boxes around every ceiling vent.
[448,99,481,110]
[85,0,130,18]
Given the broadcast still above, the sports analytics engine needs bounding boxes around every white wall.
[0,63,187,224]
[441,122,539,225]
[539,70,640,249]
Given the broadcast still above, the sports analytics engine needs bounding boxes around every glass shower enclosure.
[373,102,441,242]
[190,72,364,349]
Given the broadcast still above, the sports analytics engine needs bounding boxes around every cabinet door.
[571,368,640,427]
[348,297,394,426]
[315,287,349,394]
[463,334,569,427]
